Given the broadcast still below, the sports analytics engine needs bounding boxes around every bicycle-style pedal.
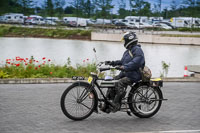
[127,111,132,116]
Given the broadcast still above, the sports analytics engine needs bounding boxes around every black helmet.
[122,32,138,49]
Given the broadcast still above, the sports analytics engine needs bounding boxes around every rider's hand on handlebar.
[105,61,115,66]
[115,66,124,71]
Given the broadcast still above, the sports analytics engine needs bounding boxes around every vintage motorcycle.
[60,62,167,121]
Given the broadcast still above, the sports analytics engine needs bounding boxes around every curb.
[0,77,200,84]
[0,78,74,84]
[162,77,200,82]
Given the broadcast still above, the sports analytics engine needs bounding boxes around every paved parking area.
[0,82,200,133]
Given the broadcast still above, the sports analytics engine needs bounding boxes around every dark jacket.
[114,44,145,82]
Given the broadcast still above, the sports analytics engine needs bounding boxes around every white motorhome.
[125,16,149,23]
[149,17,163,24]
[46,17,59,22]
[125,16,152,28]
[170,17,191,28]
[63,17,87,27]
[95,19,112,25]
[25,15,45,25]
[3,13,24,24]
[193,18,200,27]
[182,17,200,27]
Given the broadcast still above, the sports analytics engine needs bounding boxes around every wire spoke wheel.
[128,85,163,118]
[61,82,97,121]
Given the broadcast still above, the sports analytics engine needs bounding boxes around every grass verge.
[0,25,91,39]
[160,34,200,38]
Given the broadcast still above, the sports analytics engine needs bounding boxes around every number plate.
[88,77,93,83]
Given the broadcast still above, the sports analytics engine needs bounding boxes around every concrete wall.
[91,32,200,45]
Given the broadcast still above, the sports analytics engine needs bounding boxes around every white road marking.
[123,130,200,133]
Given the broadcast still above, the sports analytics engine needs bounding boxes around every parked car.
[86,19,96,25]
[0,16,4,23]
[153,22,174,29]
[66,21,77,27]
[95,19,112,25]
[115,22,127,28]
[45,20,57,26]
[25,15,45,25]
[134,22,153,29]
[153,23,172,29]
[46,17,60,22]
[25,17,37,25]
[126,22,137,29]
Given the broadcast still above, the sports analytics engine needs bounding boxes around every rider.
[104,31,145,111]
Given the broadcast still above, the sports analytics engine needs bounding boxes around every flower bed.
[0,56,96,78]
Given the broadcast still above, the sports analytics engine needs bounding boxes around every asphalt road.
[0,82,200,133]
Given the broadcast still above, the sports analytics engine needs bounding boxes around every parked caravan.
[125,16,149,23]
[170,17,191,28]
[3,13,24,24]
[63,17,87,27]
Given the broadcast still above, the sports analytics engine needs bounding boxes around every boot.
[110,94,122,112]
[110,89,127,112]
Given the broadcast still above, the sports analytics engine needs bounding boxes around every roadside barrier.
[184,66,189,77]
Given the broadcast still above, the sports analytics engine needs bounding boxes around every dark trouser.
[113,77,133,105]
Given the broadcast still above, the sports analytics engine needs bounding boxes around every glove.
[115,66,124,71]
[105,61,115,66]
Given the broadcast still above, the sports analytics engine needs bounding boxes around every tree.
[93,0,113,19]
[17,0,34,15]
[162,8,168,19]
[118,0,130,18]
[183,0,196,18]
[45,0,54,17]
[0,0,10,15]
[81,0,95,18]
[64,6,75,14]
[54,0,65,17]
[170,0,178,17]
[70,0,82,17]
[130,0,151,16]
[138,2,151,17]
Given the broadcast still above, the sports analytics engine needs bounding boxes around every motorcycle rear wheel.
[128,85,163,118]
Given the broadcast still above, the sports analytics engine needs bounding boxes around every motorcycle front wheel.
[60,82,98,121]
[128,85,163,118]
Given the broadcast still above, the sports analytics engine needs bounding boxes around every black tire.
[128,85,163,118]
[60,82,98,121]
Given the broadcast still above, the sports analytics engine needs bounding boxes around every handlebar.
[97,62,121,73]
[99,67,111,72]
